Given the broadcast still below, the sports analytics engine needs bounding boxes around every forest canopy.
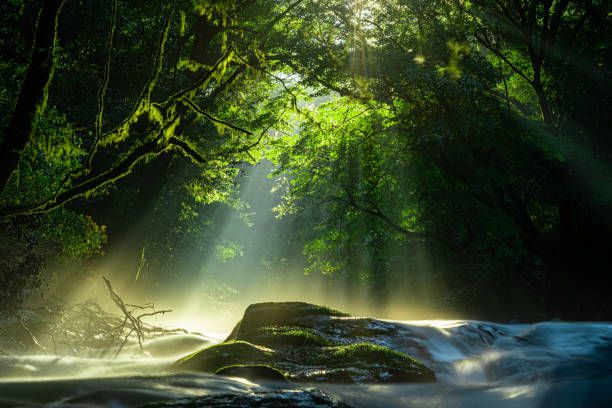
[1,0,611,321]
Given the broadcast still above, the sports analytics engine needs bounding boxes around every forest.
[2,0,612,334]
[2,1,612,407]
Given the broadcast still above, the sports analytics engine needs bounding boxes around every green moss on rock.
[215,364,288,382]
[173,302,436,384]
[241,326,336,347]
[172,341,274,372]
[326,343,422,367]
[172,340,434,383]
[319,343,434,382]
[225,302,349,341]
[312,305,351,317]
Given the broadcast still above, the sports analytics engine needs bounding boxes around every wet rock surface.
[172,302,435,384]
[215,364,289,382]
[225,302,350,341]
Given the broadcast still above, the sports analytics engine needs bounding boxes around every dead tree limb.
[102,276,144,353]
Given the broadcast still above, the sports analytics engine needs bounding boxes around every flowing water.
[1,320,611,407]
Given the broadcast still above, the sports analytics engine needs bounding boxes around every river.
[1,320,610,407]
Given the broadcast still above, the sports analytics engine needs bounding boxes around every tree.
[0,0,295,306]
[268,0,612,318]
[0,0,293,218]
[0,0,65,193]
[2,0,610,319]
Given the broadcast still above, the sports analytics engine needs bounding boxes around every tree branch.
[342,187,428,239]
[0,115,179,217]
[103,276,144,353]
[474,33,534,86]
[101,2,175,145]
[183,98,253,135]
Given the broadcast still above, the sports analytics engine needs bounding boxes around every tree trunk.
[0,0,66,194]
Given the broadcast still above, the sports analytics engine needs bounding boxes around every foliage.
[267,0,612,318]
[1,0,611,319]
[0,107,106,258]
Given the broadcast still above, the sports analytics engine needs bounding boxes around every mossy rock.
[225,302,349,341]
[172,341,275,372]
[276,343,435,383]
[324,343,434,382]
[240,326,335,347]
[174,302,435,384]
[215,364,288,382]
[173,340,434,383]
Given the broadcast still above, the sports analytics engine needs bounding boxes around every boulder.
[225,302,349,341]
[172,302,435,384]
[215,364,288,382]
[172,341,274,372]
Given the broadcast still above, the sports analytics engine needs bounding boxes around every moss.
[322,343,435,381]
[329,344,423,369]
[277,343,435,382]
[227,302,351,341]
[174,302,435,384]
[241,326,336,347]
[172,341,274,373]
[215,364,288,382]
[173,339,434,383]
[312,305,350,317]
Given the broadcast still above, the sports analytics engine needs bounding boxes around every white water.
[1,321,611,407]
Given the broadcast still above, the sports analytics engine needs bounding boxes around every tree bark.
[0,0,66,194]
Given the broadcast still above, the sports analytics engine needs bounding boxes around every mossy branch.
[92,0,118,160]
[183,98,253,135]
[166,49,235,104]
[168,136,208,164]
[231,47,322,130]
[0,2,267,218]
[40,0,173,204]
[0,115,179,217]
[100,1,175,146]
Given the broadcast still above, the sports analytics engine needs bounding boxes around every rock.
[225,302,349,341]
[172,302,436,384]
[142,334,212,358]
[240,326,334,347]
[172,341,275,372]
[215,364,288,382]
[141,389,352,408]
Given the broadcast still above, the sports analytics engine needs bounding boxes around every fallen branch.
[103,276,145,353]
[0,285,187,356]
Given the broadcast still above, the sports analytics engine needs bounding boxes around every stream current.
[1,320,611,407]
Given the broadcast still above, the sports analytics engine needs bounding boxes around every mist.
[46,158,455,335]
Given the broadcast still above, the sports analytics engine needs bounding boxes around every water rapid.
[0,320,610,407]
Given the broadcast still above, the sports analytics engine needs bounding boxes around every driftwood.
[0,277,187,356]
[102,276,172,357]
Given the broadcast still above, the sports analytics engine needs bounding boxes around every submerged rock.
[141,389,351,408]
[172,302,435,384]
